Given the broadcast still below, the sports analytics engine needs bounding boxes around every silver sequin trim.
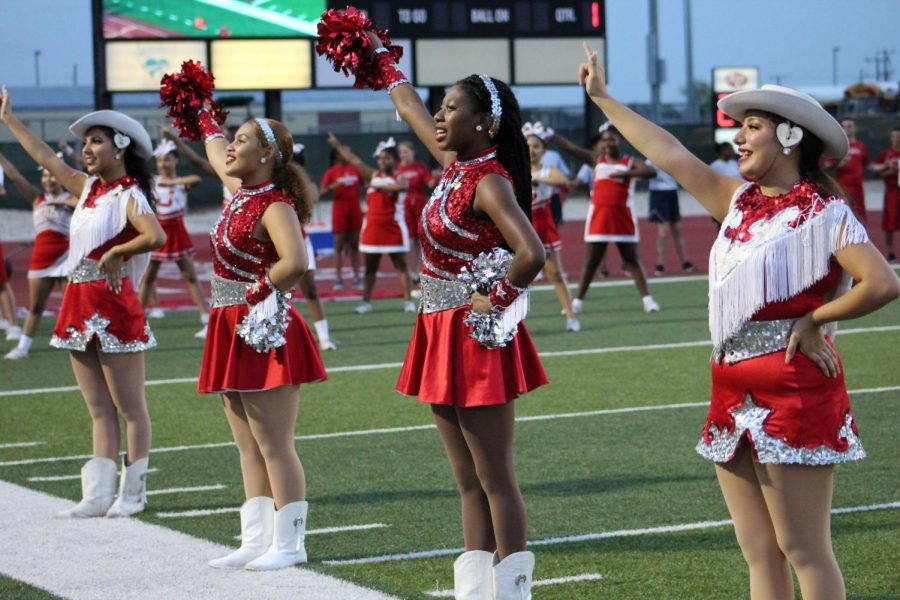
[431,172,479,241]
[68,258,125,284]
[50,313,157,353]
[238,183,276,196]
[420,274,471,314]
[422,255,455,280]
[715,319,796,364]
[211,276,251,308]
[455,150,497,168]
[222,196,263,265]
[696,395,866,465]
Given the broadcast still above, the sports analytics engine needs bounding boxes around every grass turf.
[0,279,897,598]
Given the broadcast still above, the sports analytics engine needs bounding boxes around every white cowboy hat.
[69,110,153,160]
[718,85,848,159]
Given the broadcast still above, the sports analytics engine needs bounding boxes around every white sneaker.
[5,326,22,341]
[148,308,165,319]
[319,338,337,351]
[571,298,583,314]
[643,296,661,313]
[4,346,28,360]
[410,288,422,299]
[565,318,581,332]
[354,302,372,315]
[194,325,208,339]
[403,300,417,313]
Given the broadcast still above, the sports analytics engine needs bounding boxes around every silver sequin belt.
[211,275,251,308]
[716,318,798,364]
[420,274,471,314]
[69,257,126,284]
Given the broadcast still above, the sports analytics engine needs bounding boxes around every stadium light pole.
[34,50,42,87]
[683,0,696,121]
[832,46,840,85]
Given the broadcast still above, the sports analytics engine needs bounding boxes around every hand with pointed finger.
[579,42,609,99]
[785,313,840,378]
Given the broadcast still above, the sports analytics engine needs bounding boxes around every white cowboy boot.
[55,457,118,518]
[106,457,149,517]
[244,500,308,570]
[454,550,495,599]
[208,497,275,569]
[493,551,534,600]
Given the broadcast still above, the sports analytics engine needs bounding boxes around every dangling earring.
[115,153,122,160]
[260,157,267,164]
[782,147,792,156]
[475,125,483,132]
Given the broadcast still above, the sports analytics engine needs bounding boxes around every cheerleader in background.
[327,132,416,314]
[0,159,22,342]
[396,140,434,283]
[138,140,209,337]
[320,148,363,290]
[1,87,166,518]
[0,153,77,359]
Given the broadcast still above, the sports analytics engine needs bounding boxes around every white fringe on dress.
[709,186,869,351]
[67,176,154,285]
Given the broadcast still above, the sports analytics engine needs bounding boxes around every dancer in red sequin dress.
[0,155,77,359]
[397,140,434,280]
[871,125,900,261]
[365,34,547,598]
[577,43,899,598]
[2,87,166,519]
[191,111,326,571]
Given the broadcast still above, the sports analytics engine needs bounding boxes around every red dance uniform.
[51,176,156,353]
[397,160,432,240]
[875,147,900,231]
[29,192,73,279]
[198,182,327,394]
[697,181,869,465]
[531,166,562,252]
[321,164,363,234]
[359,171,409,253]
[0,243,7,284]
[585,155,639,242]
[151,176,195,261]
[396,147,548,407]
[824,139,869,221]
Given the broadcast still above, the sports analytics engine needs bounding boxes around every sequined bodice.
[419,147,508,281]
[210,182,283,282]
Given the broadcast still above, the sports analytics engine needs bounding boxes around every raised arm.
[546,132,597,166]
[1,86,87,197]
[579,44,739,222]
[533,166,571,188]
[0,153,41,203]
[161,126,217,177]
[327,133,375,182]
[194,112,242,194]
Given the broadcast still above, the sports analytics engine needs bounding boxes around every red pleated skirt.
[531,205,562,252]
[151,217,195,261]
[198,303,328,394]
[397,306,548,407]
[51,278,155,352]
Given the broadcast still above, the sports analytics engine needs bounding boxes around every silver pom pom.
[458,248,527,349]
[236,291,292,353]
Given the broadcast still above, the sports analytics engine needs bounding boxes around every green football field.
[0,277,898,598]
[104,0,325,38]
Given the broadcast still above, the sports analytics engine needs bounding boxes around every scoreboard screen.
[336,1,606,38]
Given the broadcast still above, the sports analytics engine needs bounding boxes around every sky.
[1,0,897,103]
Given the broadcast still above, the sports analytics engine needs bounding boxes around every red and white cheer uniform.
[198,181,327,394]
[320,164,363,235]
[151,175,194,261]
[51,176,155,352]
[825,139,869,221]
[875,146,900,231]
[697,181,869,464]
[396,147,548,407]
[397,160,431,241]
[359,171,409,254]
[530,167,562,252]
[585,155,639,242]
[29,191,73,279]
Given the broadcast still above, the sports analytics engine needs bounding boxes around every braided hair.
[456,75,532,220]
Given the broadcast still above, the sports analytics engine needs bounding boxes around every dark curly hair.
[455,75,532,220]
[96,126,155,209]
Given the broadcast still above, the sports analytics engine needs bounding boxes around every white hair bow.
[153,139,177,157]
[292,143,305,155]
[373,136,397,157]
[521,121,554,140]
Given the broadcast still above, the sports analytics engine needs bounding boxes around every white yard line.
[324,502,900,566]
[0,480,398,600]
[425,572,603,597]
[147,484,227,496]
[1,386,896,468]
[0,441,44,449]
[1,324,896,399]
[29,467,160,482]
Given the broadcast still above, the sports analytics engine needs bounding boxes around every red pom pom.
[159,60,229,142]
[315,6,404,91]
